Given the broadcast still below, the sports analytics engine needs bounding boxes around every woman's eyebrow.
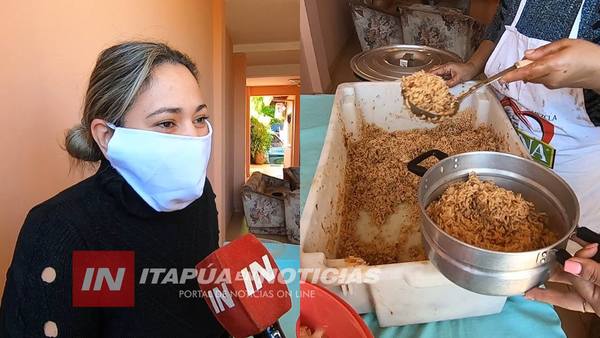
[146,104,207,119]
[195,104,208,112]
[146,107,181,118]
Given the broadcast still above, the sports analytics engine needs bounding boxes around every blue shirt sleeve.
[483,0,518,43]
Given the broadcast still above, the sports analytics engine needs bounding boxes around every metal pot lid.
[350,45,462,81]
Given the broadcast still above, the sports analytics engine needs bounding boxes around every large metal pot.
[407,150,580,296]
[350,44,462,81]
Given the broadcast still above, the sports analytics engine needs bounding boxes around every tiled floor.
[249,164,284,179]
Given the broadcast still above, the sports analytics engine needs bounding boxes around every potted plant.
[250,116,272,164]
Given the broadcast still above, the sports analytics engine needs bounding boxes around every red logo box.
[72,251,135,307]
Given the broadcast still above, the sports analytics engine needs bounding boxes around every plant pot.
[254,152,267,165]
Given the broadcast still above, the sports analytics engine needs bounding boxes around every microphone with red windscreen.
[196,234,292,338]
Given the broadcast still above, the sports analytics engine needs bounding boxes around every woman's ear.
[90,118,114,158]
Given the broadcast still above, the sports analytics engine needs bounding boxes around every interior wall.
[301,0,354,93]
[300,0,330,94]
[292,90,300,167]
[315,0,355,72]
[209,0,235,245]
[0,0,229,293]
[224,33,235,228]
[232,53,247,213]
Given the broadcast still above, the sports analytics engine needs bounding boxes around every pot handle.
[407,150,449,177]
[555,226,600,264]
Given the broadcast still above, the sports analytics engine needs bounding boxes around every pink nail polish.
[584,242,599,249]
[564,260,582,276]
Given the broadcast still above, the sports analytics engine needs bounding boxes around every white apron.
[484,0,600,232]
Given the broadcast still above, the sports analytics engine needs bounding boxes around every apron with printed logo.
[484,0,600,232]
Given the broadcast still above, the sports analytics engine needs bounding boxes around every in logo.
[241,254,275,296]
[72,251,134,307]
[207,282,235,314]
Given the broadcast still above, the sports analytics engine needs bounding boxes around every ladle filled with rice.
[401,71,457,117]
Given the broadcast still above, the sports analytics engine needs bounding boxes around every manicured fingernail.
[584,242,599,249]
[564,260,582,276]
[524,294,534,300]
[525,49,535,55]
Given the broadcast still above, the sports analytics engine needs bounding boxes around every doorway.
[246,85,300,180]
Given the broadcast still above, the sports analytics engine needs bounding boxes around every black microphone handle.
[253,321,286,338]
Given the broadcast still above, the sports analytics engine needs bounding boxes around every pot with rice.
[400,71,586,296]
[301,69,598,324]
[407,149,580,296]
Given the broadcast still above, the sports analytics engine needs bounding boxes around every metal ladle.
[405,59,533,121]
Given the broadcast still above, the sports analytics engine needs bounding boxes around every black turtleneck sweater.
[0,160,226,337]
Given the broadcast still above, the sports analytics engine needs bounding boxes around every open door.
[246,85,300,179]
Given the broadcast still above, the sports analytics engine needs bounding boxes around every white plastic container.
[300,81,530,327]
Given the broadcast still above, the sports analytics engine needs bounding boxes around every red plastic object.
[298,281,374,338]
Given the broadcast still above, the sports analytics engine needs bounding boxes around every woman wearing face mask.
[0,42,226,337]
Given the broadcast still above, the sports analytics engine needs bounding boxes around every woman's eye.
[157,121,175,128]
[194,116,208,124]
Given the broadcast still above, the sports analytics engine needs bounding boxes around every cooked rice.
[401,71,457,116]
[426,173,558,252]
[337,110,507,265]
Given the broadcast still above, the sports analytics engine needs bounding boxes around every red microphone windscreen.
[196,234,292,337]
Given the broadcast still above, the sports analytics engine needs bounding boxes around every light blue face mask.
[105,121,212,212]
